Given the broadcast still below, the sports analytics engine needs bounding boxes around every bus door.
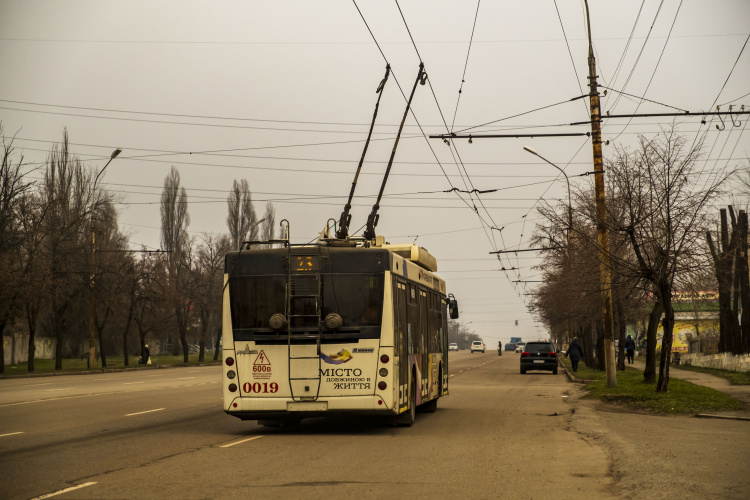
[395,280,408,411]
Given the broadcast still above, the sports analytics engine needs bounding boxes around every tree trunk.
[737,211,749,354]
[656,285,675,392]
[615,298,626,371]
[26,305,37,372]
[213,327,221,361]
[644,299,663,384]
[198,308,209,362]
[122,302,134,367]
[707,209,739,353]
[0,322,5,374]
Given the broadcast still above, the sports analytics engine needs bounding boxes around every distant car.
[504,343,516,351]
[514,342,525,353]
[449,343,459,351]
[470,340,485,353]
[520,340,558,375]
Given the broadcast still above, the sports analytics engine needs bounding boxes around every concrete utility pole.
[89,148,122,370]
[584,0,616,387]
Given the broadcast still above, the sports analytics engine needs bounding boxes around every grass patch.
[561,358,744,414]
[1,354,220,376]
[673,363,750,385]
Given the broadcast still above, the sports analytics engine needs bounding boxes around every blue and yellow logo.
[320,349,353,365]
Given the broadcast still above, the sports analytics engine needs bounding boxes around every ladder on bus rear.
[286,244,323,402]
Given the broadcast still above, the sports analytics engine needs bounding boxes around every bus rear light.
[378,381,387,390]
[379,368,388,377]
[378,400,383,405]
[380,354,389,364]
[228,383,238,392]
[233,402,237,408]
[226,357,235,366]
[227,370,236,379]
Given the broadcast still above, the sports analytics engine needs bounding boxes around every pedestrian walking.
[565,338,583,372]
[139,344,151,365]
[625,335,636,364]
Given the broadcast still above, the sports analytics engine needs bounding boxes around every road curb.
[563,366,595,384]
[695,413,750,422]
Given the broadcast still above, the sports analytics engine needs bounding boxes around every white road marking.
[0,431,24,438]
[179,377,195,380]
[123,382,143,385]
[449,374,455,378]
[22,383,52,387]
[0,386,161,408]
[44,388,75,392]
[220,435,263,448]
[29,482,97,499]
[125,408,165,417]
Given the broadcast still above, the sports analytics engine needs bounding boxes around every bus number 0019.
[243,382,279,393]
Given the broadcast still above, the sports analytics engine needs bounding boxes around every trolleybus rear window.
[228,273,384,334]
[229,276,286,329]
[322,274,383,327]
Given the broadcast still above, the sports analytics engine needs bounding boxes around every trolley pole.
[584,0,616,387]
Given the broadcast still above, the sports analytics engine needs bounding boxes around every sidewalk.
[631,357,750,409]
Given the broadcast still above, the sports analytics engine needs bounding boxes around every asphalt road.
[0,351,616,499]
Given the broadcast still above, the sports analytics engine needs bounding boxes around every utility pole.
[584,0,616,387]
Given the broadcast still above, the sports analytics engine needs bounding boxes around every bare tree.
[0,124,32,373]
[261,202,276,246]
[707,207,750,355]
[607,129,730,391]
[160,167,193,362]
[41,130,92,370]
[193,234,230,361]
[226,179,257,249]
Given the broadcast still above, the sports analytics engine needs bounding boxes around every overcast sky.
[1,0,749,345]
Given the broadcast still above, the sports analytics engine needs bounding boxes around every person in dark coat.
[139,344,150,364]
[565,338,583,372]
[625,335,636,364]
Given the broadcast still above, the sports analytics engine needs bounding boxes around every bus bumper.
[224,395,397,420]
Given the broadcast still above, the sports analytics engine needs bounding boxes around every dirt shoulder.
[566,384,750,499]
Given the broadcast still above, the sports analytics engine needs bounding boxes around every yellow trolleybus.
[221,236,457,426]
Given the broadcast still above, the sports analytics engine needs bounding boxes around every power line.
[553,0,588,117]
[450,0,481,133]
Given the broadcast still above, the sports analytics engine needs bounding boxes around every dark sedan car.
[520,341,558,375]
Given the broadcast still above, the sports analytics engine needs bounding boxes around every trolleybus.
[221,235,458,426]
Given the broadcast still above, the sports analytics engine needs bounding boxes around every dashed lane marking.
[123,382,143,385]
[220,435,264,448]
[179,377,196,380]
[0,431,24,438]
[29,482,97,500]
[125,408,165,417]
[44,388,75,392]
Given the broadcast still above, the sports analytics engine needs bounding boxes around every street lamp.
[523,146,573,247]
[89,148,122,369]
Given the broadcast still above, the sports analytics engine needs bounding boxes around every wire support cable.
[450,0,482,133]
